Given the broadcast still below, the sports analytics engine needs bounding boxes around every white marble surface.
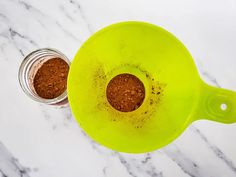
[0,0,236,176]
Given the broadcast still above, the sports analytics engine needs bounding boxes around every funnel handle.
[196,81,236,123]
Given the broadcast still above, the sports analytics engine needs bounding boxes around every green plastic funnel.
[68,21,236,153]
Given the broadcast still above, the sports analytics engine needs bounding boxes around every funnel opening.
[106,73,145,112]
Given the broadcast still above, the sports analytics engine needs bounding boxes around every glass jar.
[18,48,70,105]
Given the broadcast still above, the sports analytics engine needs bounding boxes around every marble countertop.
[0,0,236,176]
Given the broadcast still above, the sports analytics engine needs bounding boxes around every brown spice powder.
[33,58,69,99]
[106,73,145,112]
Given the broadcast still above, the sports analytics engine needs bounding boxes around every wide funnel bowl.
[68,21,236,153]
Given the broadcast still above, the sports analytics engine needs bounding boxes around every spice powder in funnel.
[106,73,145,112]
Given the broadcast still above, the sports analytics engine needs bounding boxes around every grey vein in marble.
[8,0,48,28]
[59,5,75,22]
[198,63,221,88]
[55,21,82,42]
[162,145,199,177]
[79,129,107,154]
[190,126,236,174]
[0,142,31,177]
[68,0,93,33]
[39,105,51,120]
[0,14,25,56]
[0,30,32,58]
[0,13,7,20]
[115,153,163,177]
[0,169,7,177]
[141,153,152,164]
[15,0,48,30]
[10,0,82,43]
[18,0,32,10]
[3,31,24,57]
[9,28,38,47]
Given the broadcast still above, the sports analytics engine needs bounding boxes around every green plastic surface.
[68,21,236,153]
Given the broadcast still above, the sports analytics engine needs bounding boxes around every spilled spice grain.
[106,73,145,112]
[33,58,69,99]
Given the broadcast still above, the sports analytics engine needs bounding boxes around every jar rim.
[18,48,70,105]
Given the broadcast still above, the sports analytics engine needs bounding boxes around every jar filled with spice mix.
[18,48,70,105]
